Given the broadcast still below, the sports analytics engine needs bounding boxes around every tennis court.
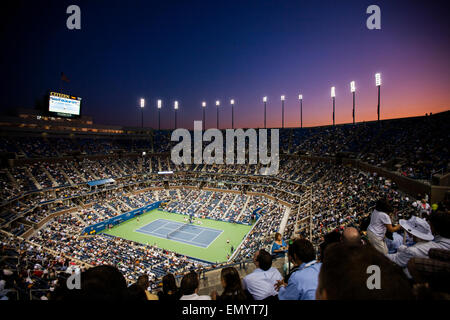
[135,218,223,248]
[102,209,252,263]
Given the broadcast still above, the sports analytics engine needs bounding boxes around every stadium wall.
[81,201,163,235]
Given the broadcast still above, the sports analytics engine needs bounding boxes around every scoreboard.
[49,92,82,117]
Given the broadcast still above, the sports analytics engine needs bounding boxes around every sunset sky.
[1,0,449,129]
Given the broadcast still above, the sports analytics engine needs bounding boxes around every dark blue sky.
[1,0,449,129]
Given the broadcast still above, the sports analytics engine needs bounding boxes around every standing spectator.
[367,199,401,254]
[179,271,211,300]
[242,249,282,300]
[275,238,321,300]
[271,232,287,258]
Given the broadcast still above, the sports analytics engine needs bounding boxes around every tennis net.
[167,223,190,239]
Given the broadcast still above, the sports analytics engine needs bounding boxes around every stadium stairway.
[195,258,286,296]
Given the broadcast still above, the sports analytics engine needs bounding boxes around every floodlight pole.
[264,100,267,129]
[158,109,161,130]
[352,91,355,125]
[175,109,177,129]
[300,98,303,128]
[377,85,381,122]
[332,97,335,126]
[282,99,285,129]
[203,107,206,131]
[231,101,234,129]
[141,107,144,128]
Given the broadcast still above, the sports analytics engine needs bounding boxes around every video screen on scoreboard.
[49,92,81,116]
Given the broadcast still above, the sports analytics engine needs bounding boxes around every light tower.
[157,99,162,130]
[263,96,267,128]
[350,81,356,125]
[230,99,235,129]
[216,100,220,129]
[375,73,381,121]
[331,87,336,126]
[298,94,303,128]
[140,98,145,128]
[202,101,206,130]
[281,95,285,128]
[174,101,178,129]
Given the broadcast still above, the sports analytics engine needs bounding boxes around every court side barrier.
[81,200,164,235]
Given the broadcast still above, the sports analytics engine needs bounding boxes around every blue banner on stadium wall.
[82,201,163,235]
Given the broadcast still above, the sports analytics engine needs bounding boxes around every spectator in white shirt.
[242,249,283,300]
[367,199,401,254]
[179,271,211,300]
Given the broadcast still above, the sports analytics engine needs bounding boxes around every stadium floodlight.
[281,95,285,128]
[157,100,162,130]
[299,94,303,128]
[216,100,220,128]
[351,81,356,124]
[230,99,235,129]
[375,73,381,87]
[350,81,356,93]
[263,96,267,128]
[140,98,145,128]
[174,101,178,129]
[142,151,146,156]
[375,73,381,121]
[281,95,285,101]
[202,101,206,130]
[331,87,336,126]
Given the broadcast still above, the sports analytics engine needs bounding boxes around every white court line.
[133,219,171,234]
[133,218,224,248]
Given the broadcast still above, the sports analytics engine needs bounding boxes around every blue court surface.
[135,219,223,248]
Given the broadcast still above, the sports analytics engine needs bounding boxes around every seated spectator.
[242,249,282,300]
[316,243,413,300]
[211,267,253,301]
[137,274,158,300]
[125,283,148,301]
[72,265,128,300]
[385,230,406,254]
[179,271,211,300]
[341,227,362,246]
[318,230,340,262]
[387,216,434,269]
[275,238,321,300]
[157,273,182,301]
[388,211,450,269]
[407,248,450,299]
[271,232,287,258]
[367,199,401,254]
